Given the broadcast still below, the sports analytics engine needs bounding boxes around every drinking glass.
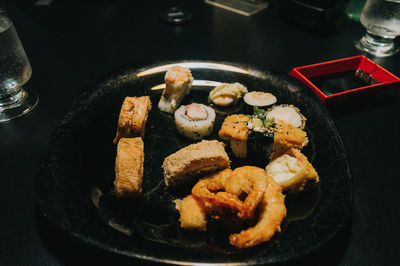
[355,0,400,57]
[0,1,38,122]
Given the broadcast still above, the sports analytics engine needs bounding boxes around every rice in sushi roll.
[266,104,306,129]
[243,91,277,114]
[174,103,216,140]
[158,65,193,114]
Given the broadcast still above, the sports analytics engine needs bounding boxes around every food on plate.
[174,103,216,140]
[208,82,248,107]
[273,122,309,156]
[229,169,286,248]
[245,108,276,164]
[114,137,144,198]
[113,96,152,144]
[192,167,268,220]
[158,65,193,114]
[219,107,308,162]
[243,91,277,113]
[175,166,287,248]
[174,195,209,231]
[266,104,306,129]
[218,114,251,158]
[162,140,230,187]
[266,148,319,193]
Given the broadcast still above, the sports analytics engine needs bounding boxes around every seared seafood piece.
[162,140,230,187]
[272,123,308,157]
[158,65,193,114]
[229,174,286,248]
[114,137,144,198]
[266,148,319,193]
[208,82,248,107]
[218,114,251,158]
[113,96,152,144]
[218,114,250,141]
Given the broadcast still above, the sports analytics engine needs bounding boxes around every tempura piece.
[229,173,286,248]
[175,166,287,249]
[174,195,208,231]
[114,137,144,198]
[266,148,319,193]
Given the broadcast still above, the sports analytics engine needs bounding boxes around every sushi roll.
[218,114,251,158]
[219,111,275,165]
[266,148,319,193]
[174,103,216,140]
[245,111,275,165]
[243,91,277,114]
[208,82,248,107]
[265,104,306,129]
[219,107,309,165]
[158,65,193,114]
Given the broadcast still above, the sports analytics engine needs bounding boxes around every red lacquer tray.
[290,55,400,103]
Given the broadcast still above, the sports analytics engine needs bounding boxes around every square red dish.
[289,55,400,103]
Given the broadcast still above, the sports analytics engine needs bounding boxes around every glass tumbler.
[0,1,38,122]
[355,0,400,57]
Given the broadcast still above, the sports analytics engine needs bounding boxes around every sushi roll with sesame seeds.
[174,103,216,140]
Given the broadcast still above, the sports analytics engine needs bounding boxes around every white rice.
[174,104,216,140]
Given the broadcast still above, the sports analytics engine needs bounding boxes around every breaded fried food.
[113,96,152,144]
[114,137,144,198]
[272,122,308,156]
[266,148,318,193]
[174,195,208,231]
[162,140,230,187]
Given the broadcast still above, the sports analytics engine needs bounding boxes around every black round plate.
[36,61,352,265]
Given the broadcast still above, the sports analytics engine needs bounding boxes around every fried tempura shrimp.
[229,176,286,248]
[223,166,268,219]
[175,166,286,248]
[191,169,249,216]
[191,166,268,220]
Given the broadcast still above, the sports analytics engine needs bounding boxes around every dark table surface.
[1,0,399,265]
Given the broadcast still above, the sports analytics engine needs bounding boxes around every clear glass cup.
[355,0,400,57]
[0,1,38,122]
